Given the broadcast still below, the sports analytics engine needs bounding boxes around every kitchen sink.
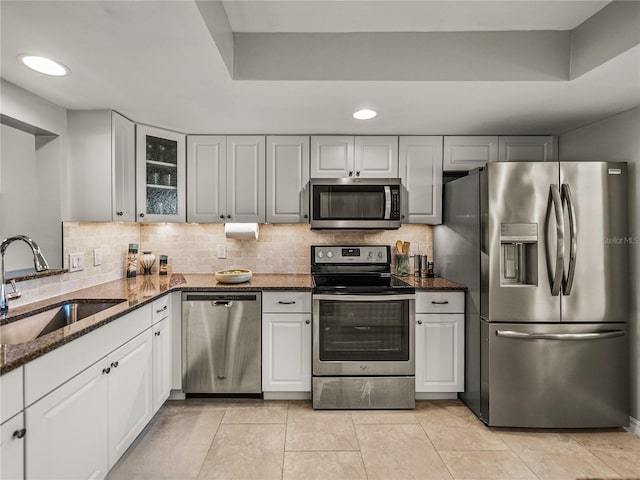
[0,300,127,345]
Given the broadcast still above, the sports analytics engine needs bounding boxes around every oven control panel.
[312,245,389,264]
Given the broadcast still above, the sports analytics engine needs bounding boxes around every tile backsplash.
[10,222,432,307]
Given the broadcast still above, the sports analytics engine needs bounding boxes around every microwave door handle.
[549,184,564,297]
[561,183,577,295]
[384,186,392,220]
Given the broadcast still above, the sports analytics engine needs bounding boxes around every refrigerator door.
[483,321,629,427]
[560,162,628,323]
[483,162,562,322]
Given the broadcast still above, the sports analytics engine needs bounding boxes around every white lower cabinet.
[152,316,172,413]
[107,330,153,469]
[26,361,109,480]
[262,291,312,396]
[415,292,465,394]
[1,413,25,480]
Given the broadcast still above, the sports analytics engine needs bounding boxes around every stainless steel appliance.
[310,178,402,229]
[311,245,416,409]
[182,292,261,394]
[434,161,629,428]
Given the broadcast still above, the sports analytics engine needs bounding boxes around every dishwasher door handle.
[211,301,233,307]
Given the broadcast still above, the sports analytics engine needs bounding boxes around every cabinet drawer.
[416,292,464,314]
[25,304,152,407]
[262,291,312,313]
[0,367,23,424]
[152,295,170,324]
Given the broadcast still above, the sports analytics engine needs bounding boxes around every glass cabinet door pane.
[145,135,178,215]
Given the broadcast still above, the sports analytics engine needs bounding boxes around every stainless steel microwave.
[309,178,402,229]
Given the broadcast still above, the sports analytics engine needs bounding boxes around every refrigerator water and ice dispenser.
[500,223,538,286]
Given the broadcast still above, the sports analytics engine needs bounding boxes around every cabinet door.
[1,413,24,480]
[262,314,311,392]
[226,136,266,223]
[186,135,227,223]
[354,136,398,178]
[26,362,109,480]
[112,112,136,221]
[415,314,464,393]
[152,317,172,414]
[107,330,153,469]
[399,136,443,224]
[498,136,557,162]
[310,136,354,178]
[136,125,186,222]
[266,136,310,223]
[443,136,498,171]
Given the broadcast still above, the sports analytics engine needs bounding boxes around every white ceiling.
[1,1,638,136]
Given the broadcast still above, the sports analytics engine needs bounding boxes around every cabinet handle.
[348,171,353,177]
[111,361,119,368]
[227,215,231,219]
[102,367,111,374]
[116,211,123,216]
[139,213,145,218]
[155,331,161,336]
[303,214,309,219]
[12,429,26,439]
[278,301,296,305]
[156,305,168,313]
[219,215,225,219]
[305,319,311,324]
[356,171,361,177]
[217,375,227,381]
[417,320,423,325]
[431,301,449,305]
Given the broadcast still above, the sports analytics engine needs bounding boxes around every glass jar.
[394,253,410,276]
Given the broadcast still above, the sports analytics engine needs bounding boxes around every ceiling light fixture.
[353,109,377,120]
[18,55,69,76]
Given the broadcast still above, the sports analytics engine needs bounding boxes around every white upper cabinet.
[498,136,557,162]
[443,136,498,171]
[226,136,266,223]
[186,135,227,223]
[311,136,398,178]
[136,124,186,223]
[266,136,310,223]
[399,136,443,224]
[66,110,136,222]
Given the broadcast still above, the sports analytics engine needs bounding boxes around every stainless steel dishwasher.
[182,292,261,394]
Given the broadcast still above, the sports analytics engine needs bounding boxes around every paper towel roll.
[224,223,259,240]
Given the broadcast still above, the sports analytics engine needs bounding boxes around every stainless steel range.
[311,245,416,409]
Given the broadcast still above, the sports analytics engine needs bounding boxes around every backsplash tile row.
[11,222,432,307]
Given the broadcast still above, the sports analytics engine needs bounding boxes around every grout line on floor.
[193,405,228,480]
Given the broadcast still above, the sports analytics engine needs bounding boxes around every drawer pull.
[102,367,111,375]
[111,361,119,368]
[278,301,296,305]
[156,305,168,313]
[431,301,449,305]
[12,429,26,439]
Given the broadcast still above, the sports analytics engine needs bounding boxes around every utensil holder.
[394,253,410,276]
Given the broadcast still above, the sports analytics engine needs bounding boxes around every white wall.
[559,107,640,422]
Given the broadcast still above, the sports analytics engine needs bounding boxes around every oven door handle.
[313,294,416,302]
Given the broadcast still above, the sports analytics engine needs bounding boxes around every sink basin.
[0,300,126,345]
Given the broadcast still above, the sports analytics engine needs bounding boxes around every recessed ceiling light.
[353,109,377,120]
[18,55,69,76]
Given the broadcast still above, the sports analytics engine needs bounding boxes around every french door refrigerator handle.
[561,183,577,295]
[549,184,565,296]
[496,330,625,340]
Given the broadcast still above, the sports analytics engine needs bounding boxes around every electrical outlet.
[69,252,84,272]
[94,248,102,266]
[217,244,227,259]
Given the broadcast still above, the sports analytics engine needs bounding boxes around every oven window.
[318,300,409,361]
[315,186,385,220]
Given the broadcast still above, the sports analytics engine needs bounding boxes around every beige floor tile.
[420,416,509,451]
[356,424,453,480]
[497,431,595,455]
[107,405,225,480]
[415,400,484,429]
[590,449,640,478]
[439,450,538,480]
[283,451,367,480]
[351,410,418,424]
[285,407,359,451]
[568,430,640,451]
[222,401,288,424]
[197,424,285,480]
[515,450,620,480]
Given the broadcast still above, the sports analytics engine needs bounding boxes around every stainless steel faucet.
[1,235,49,315]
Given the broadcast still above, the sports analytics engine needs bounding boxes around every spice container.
[420,255,428,278]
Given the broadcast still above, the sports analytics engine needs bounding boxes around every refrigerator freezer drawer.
[482,321,629,428]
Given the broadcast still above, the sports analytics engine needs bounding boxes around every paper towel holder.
[224,222,259,240]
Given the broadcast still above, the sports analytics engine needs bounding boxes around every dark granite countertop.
[1,272,465,375]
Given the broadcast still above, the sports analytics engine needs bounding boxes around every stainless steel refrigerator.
[434,161,629,428]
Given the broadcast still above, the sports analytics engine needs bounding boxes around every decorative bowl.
[214,269,253,284]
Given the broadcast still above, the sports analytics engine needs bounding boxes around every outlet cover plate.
[69,252,84,272]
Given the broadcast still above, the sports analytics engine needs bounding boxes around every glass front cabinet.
[136,125,186,222]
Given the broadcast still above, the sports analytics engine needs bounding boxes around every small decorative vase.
[139,251,156,275]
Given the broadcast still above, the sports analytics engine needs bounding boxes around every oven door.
[313,294,415,376]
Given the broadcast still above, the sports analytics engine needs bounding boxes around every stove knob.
[327,251,333,258]
[368,251,374,258]
[317,251,324,258]
[377,251,384,258]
